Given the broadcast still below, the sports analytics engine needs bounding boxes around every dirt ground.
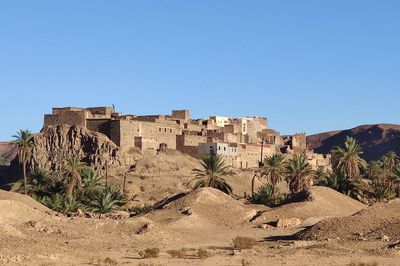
[1,187,400,266]
[1,151,400,265]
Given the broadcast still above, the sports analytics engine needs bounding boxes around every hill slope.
[307,124,400,161]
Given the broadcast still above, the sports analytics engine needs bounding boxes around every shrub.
[250,183,286,206]
[103,257,118,265]
[139,248,160,258]
[373,183,395,202]
[197,249,210,259]
[167,249,186,258]
[0,155,6,166]
[348,262,379,266]
[61,195,83,213]
[89,186,126,215]
[232,236,256,250]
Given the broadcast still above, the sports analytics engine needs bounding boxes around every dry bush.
[167,249,186,258]
[103,257,118,265]
[233,236,256,250]
[139,248,160,258]
[349,262,379,266]
[137,263,162,266]
[197,249,210,259]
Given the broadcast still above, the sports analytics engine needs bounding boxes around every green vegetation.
[89,187,127,217]
[285,154,315,194]
[331,136,367,179]
[10,157,126,215]
[65,155,86,196]
[250,183,285,207]
[190,155,233,195]
[257,154,286,195]
[319,136,400,203]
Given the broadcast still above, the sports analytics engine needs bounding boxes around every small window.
[159,128,161,132]
[137,129,139,133]
[170,129,172,133]
[218,146,221,150]
[164,128,167,132]
[224,147,226,151]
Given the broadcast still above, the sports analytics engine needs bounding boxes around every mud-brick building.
[44,107,184,150]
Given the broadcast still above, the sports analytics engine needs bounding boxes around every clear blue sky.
[1,1,399,141]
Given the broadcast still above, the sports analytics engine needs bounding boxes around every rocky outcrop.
[28,125,135,172]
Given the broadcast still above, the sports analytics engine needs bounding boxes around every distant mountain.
[307,124,400,161]
[0,142,17,164]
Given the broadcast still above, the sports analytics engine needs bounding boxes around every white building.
[198,142,238,158]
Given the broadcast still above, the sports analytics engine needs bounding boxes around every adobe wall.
[171,110,190,121]
[116,120,181,150]
[44,110,87,127]
[292,133,307,153]
[236,143,276,169]
[86,107,113,117]
[52,107,84,115]
[176,134,207,158]
[86,119,112,139]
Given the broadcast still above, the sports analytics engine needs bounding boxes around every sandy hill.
[297,200,400,241]
[147,187,261,229]
[0,189,51,238]
[252,186,365,226]
[307,123,400,161]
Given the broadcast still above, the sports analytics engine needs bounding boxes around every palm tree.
[365,160,384,181]
[190,155,233,195]
[285,154,314,194]
[12,129,35,194]
[250,183,284,206]
[28,168,54,198]
[331,137,367,179]
[382,151,399,172]
[257,154,286,194]
[321,167,363,199]
[65,155,86,196]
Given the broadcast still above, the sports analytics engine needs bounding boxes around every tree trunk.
[123,172,127,194]
[105,161,108,187]
[22,161,27,195]
[251,174,257,196]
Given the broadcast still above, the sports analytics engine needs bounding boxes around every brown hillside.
[0,142,17,164]
[307,123,400,161]
[296,200,400,241]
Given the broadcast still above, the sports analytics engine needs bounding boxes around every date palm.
[331,137,367,179]
[190,155,233,195]
[257,154,285,195]
[65,155,86,196]
[286,154,314,194]
[12,129,35,194]
[382,151,399,172]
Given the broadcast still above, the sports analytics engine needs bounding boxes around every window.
[170,129,172,133]
[224,147,226,151]
[218,146,221,150]
[159,128,161,132]
[164,128,167,132]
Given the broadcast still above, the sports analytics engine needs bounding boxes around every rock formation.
[28,125,136,173]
